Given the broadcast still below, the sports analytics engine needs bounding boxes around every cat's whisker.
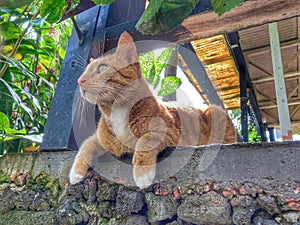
[74,53,87,70]
[90,42,97,58]
[97,92,112,103]
[75,52,86,64]
[104,90,122,105]
[73,61,86,70]
[75,62,86,68]
[82,97,89,117]
[91,41,104,58]
[76,95,87,128]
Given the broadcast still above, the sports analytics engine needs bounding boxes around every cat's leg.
[132,133,162,189]
[69,133,105,184]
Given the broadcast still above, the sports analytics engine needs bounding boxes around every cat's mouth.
[80,89,98,103]
[80,86,119,105]
[81,89,112,104]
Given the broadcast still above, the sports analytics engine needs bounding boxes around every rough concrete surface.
[0,142,299,224]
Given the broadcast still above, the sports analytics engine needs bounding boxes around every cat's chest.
[109,107,130,139]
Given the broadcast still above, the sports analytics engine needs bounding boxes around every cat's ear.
[116,32,138,64]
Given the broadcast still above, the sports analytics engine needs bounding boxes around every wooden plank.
[291,104,300,119]
[262,109,279,123]
[252,71,300,84]
[298,17,300,73]
[269,22,293,141]
[283,48,300,73]
[260,99,300,110]
[248,60,272,77]
[254,87,277,105]
[268,121,300,128]
[243,39,299,55]
[287,83,300,100]
[180,0,300,44]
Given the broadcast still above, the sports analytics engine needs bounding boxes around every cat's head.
[77,32,141,104]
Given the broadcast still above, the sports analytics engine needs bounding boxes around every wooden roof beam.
[243,39,299,54]
[268,120,300,128]
[291,104,300,119]
[259,99,300,110]
[248,60,272,77]
[298,17,300,71]
[252,70,300,84]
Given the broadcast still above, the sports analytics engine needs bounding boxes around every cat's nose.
[77,77,85,85]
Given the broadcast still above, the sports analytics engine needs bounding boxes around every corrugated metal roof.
[190,35,240,110]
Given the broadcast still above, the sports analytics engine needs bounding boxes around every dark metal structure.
[226,32,268,142]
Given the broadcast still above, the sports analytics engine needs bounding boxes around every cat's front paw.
[69,164,85,184]
[69,155,89,185]
[133,165,156,189]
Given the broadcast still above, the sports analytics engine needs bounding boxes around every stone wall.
[0,142,299,225]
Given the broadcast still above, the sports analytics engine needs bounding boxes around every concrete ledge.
[0,142,299,224]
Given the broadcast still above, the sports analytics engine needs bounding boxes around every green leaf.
[0,68,13,118]
[0,78,33,120]
[0,135,17,142]
[0,53,35,80]
[91,0,115,5]
[42,35,56,49]
[17,134,43,143]
[136,0,198,35]
[0,8,21,16]
[4,128,26,135]
[0,53,54,89]
[1,133,42,143]
[40,0,68,23]
[139,48,172,88]
[11,18,30,26]
[0,22,22,40]
[12,84,42,113]
[139,51,156,84]
[30,17,46,28]
[0,0,32,9]
[0,112,9,129]
[212,0,244,16]
[154,48,172,85]
[0,78,22,106]
[158,76,182,96]
[20,103,33,120]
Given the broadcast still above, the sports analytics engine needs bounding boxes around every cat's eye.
[98,64,108,74]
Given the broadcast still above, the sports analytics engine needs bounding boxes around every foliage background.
[0,2,72,154]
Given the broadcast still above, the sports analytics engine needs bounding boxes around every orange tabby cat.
[69,32,236,188]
